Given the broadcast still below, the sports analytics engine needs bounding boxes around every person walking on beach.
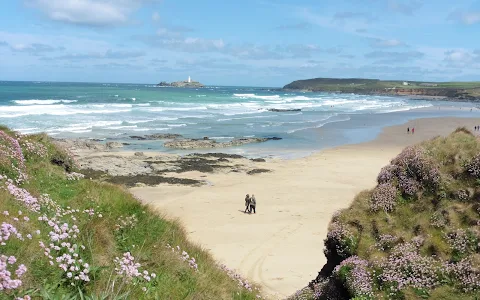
[412,127,415,134]
[407,127,410,134]
[244,194,251,213]
[249,194,256,214]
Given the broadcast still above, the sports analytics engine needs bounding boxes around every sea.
[1,81,479,158]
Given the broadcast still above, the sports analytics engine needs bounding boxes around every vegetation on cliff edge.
[0,126,262,299]
[290,128,480,300]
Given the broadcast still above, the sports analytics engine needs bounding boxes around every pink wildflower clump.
[66,172,84,181]
[0,130,27,184]
[38,216,90,285]
[0,222,20,245]
[378,242,441,291]
[466,153,480,178]
[324,222,357,259]
[445,229,478,255]
[334,256,374,298]
[378,146,441,197]
[166,244,198,271]
[375,234,399,251]
[0,255,27,291]
[115,214,138,231]
[113,252,155,283]
[219,264,262,297]
[4,180,40,212]
[445,258,480,293]
[18,137,48,160]
[370,183,398,212]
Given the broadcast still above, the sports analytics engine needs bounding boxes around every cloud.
[152,12,160,22]
[94,62,146,69]
[333,12,376,23]
[443,49,480,68]
[364,50,424,64]
[368,38,407,48]
[387,0,422,15]
[448,10,480,25]
[6,42,65,55]
[55,49,145,60]
[274,22,311,31]
[27,0,155,26]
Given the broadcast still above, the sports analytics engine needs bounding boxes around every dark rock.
[122,143,131,146]
[268,108,302,112]
[130,136,147,140]
[134,152,145,157]
[251,158,266,162]
[246,169,271,175]
[107,174,203,187]
[145,133,182,140]
[190,153,245,159]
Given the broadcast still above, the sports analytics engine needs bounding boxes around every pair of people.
[407,127,415,134]
[244,194,256,214]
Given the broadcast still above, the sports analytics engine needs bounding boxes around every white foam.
[233,93,281,100]
[167,124,187,127]
[0,104,131,118]
[105,125,138,130]
[13,99,78,105]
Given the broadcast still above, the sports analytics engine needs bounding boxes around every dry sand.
[129,117,479,299]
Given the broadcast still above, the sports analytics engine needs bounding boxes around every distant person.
[249,194,256,214]
[244,194,251,213]
[475,126,477,131]
[412,127,415,134]
[407,127,410,134]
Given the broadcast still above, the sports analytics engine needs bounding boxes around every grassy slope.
[290,129,480,300]
[0,127,261,299]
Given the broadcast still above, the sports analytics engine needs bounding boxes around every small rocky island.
[157,76,204,88]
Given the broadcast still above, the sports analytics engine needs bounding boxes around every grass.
[0,129,262,299]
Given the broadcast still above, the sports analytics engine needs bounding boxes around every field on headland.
[283,78,480,100]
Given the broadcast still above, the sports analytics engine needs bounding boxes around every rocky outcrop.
[156,81,204,88]
[130,133,182,140]
[163,137,282,149]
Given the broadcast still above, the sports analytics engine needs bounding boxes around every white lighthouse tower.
[188,76,191,83]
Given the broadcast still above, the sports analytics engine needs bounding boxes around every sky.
[0,0,480,87]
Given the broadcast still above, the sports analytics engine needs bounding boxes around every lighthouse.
[188,76,191,83]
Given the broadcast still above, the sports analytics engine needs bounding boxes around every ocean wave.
[0,105,131,118]
[13,99,78,105]
[233,93,281,100]
[217,115,277,122]
[167,124,187,127]
[287,116,351,133]
[104,125,138,130]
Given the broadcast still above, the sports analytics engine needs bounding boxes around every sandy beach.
[71,117,480,298]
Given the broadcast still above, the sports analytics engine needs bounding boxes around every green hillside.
[0,126,262,299]
[283,78,480,100]
[290,128,480,300]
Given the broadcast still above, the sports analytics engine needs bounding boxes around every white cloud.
[369,38,406,48]
[152,12,160,22]
[27,0,154,26]
[448,11,480,25]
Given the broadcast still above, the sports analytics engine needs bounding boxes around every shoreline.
[65,116,480,298]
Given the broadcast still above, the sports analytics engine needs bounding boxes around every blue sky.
[0,0,479,86]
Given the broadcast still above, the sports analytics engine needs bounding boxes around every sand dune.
[130,117,479,298]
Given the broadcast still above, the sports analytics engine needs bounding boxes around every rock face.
[163,137,282,149]
[156,81,204,88]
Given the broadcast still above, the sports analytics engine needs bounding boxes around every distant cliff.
[283,78,480,101]
[157,80,204,88]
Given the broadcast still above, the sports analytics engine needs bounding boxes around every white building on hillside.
[188,76,191,83]
[403,81,409,86]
